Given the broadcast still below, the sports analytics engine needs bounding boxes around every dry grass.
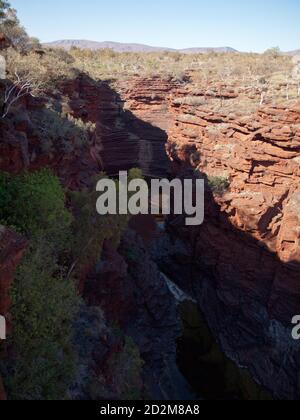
[68,48,293,84]
[4,47,77,89]
[68,48,298,111]
[3,46,299,116]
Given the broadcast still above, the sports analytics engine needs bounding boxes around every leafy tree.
[69,169,143,276]
[0,1,10,23]
[0,2,37,51]
[0,168,143,399]
[0,169,72,251]
[264,47,281,59]
[0,2,19,34]
[7,240,79,400]
[0,170,78,400]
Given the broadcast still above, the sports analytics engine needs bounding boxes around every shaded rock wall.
[0,74,173,183]
[84,231,192,400]
[117,76,182,177]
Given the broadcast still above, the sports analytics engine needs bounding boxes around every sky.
[10,0,300,52]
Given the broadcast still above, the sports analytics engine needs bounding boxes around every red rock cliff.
[167,101,300,322]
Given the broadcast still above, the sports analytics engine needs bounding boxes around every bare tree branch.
[1,71,42,118]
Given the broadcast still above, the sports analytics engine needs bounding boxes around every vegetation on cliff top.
[0,0,298,123]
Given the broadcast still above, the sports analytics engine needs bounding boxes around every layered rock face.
[165,97,300,399]
[0,75,174,184]
[167,101,300,320]
[58,74,177,178]
[116,76,182,177]
[60,75,140,177]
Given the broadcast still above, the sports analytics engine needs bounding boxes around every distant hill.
[180,47,238,54]
[43,40,239,54]
[286,49,300,56]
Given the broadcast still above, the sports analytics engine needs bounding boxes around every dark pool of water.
[177,301,272,400]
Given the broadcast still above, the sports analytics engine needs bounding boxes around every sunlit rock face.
[167,101,300,321]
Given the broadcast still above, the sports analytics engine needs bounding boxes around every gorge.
[1,68,300,400]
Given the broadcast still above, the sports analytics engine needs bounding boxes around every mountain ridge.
[43,39,238,54]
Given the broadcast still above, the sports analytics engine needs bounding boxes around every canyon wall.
[118,76,300,399]
[116,76,181,176]
[167,101,300,321]
[2,71,300,399]
[166,96,300,399]
[0,74,174,183]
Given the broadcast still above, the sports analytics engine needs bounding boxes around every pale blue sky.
[11,0,300,52]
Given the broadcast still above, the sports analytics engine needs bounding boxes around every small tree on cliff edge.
[0,1,8,16]
[0,2,37,51]
[0,1,11,25]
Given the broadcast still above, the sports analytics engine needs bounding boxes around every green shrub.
[207,176,230,195]
[5,47,77,89]
[109,337,144,400]
[0,168,144,400]
[0,170,79,400]
[7,239,79,400]
[69,168,143,272]
[0,169,72,250]
[31,108,96,154]
[89,337,144,400]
